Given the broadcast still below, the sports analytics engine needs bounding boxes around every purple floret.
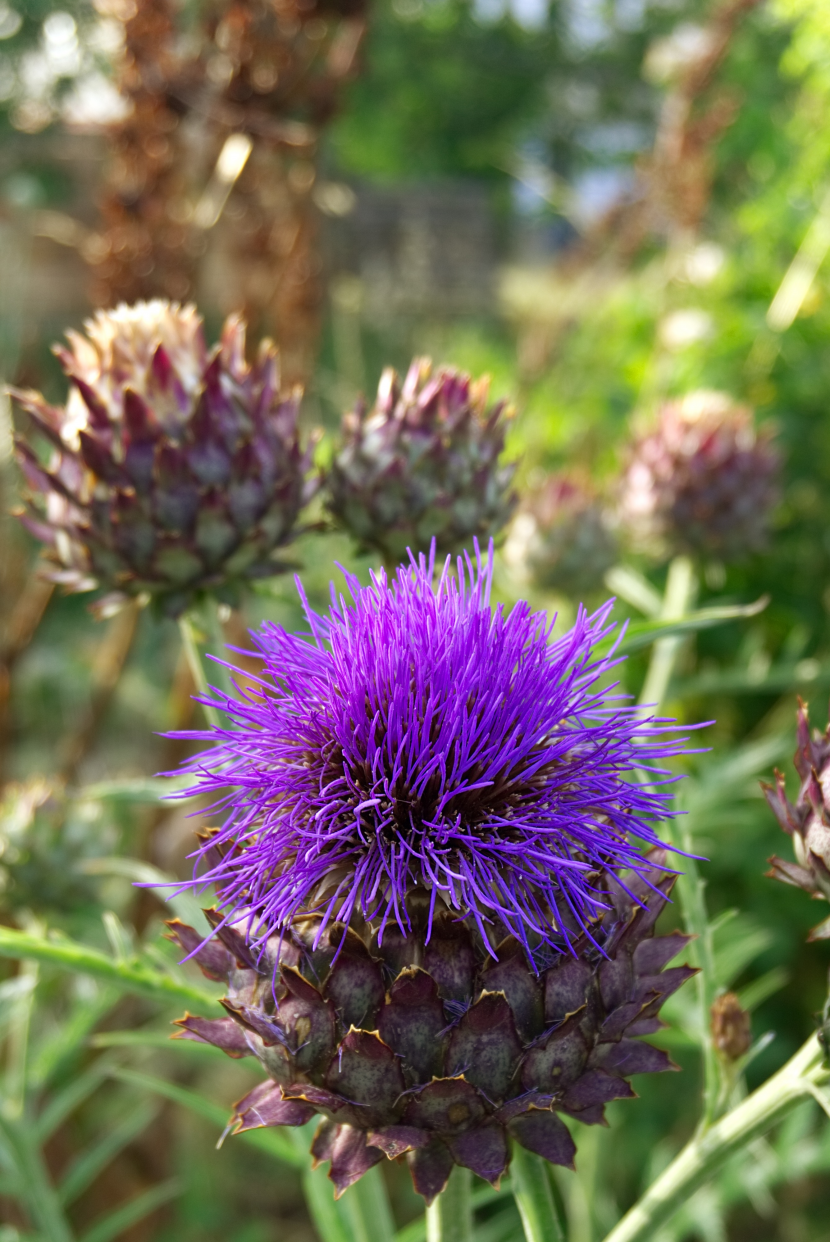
[170,543,693,959]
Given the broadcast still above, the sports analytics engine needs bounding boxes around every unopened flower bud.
[764,698,830,941]
[12,300,315,617]
[711,992,751,1062]
[506,473,617,597]
[327,358,517,563]
[620,391,780,562]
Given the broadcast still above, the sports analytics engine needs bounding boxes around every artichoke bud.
[168,852,694,1202]
[620,391,780,562]
[12,300,315,617]
[764,698,830,940]
[327,357,518,564]
[505,473,617,598]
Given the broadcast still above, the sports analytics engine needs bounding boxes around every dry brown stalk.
[89,0,199,306]
[612,0,764,252]
[0,570,55,782]
[86,0,367,382]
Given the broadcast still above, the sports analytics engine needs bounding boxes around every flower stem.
[638,555,696,713]
[600,1034,827,1242]
[427,1166,473,1242]
[511,1143,567,1242]
[673,811,720,1130]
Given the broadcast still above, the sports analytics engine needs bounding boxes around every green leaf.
[78,1179,181,1242]
[671,659,830,700]
[476,1205,524,1242]
[511,1144,565,1242]
[79,858,210,932]
[596,597,769,658]
[301,1158,353,1242]
[737,968,790,1013]
[712,912,775,990]
[59,1100,159,1205]
[36,1062,111,1144]
[343,1164,396,1242]
[90,1029,201,1050]
[0,1113,74,1242]
[0,926,220,1011]
[29,985,120,1090]
[110,1068,303,1168]
[394,1185,509,1242]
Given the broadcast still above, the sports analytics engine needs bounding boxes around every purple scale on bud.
[620,391,780,562]
[162,546,699,1200]
[764,698,830,941]
[12,300,315,616]
[327,359,517,563]
[168,853,692,1201]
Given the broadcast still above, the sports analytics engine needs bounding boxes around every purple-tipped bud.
[620,391,780,562]
[505,474,618,597]
[12,301,315,616]
[763,698,830,941]
[327,359,517,563]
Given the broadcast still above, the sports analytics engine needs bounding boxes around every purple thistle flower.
[171,543,693,962]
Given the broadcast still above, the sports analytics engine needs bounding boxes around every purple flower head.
[173,543,693,962]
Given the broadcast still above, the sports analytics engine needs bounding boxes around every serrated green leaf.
[0,926,219,1011]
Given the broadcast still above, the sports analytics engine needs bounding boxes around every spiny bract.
[12,300,314,617]
[327,358,517,564]
[168,854,694,1202]
[620,390,779,562]
[764,697,830,941]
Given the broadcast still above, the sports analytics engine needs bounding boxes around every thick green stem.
[673,815,720,1130]
[511,1143,566,1242]
[600,1035,827,1242]
[426,1166,473,1242]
